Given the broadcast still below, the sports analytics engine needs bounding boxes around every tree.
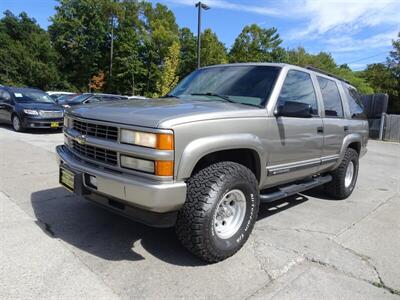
[140,2,179,96]
[229,24,284,63]
[0,11,61,89]
[155,41,180,97]
[112,0,144,95]
[178,27,197,79]
[49,0,110,91]
[200,28,227,67]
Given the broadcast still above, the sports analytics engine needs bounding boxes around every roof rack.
[305,66,350,84]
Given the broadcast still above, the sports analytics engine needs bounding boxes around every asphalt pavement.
[0,124,399,299]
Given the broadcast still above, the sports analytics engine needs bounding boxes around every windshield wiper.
[161,94,180,99]
[190,93,236,103]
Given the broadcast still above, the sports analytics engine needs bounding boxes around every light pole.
[195,2,210,69]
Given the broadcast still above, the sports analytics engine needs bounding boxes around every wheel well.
[348,142,361,155]
[191,149,261,182]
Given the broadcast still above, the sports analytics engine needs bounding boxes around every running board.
[259,175,332,203]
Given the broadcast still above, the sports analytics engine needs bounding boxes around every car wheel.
[325,148,359,199]
[176,161,260,263]
[12,115,24,132]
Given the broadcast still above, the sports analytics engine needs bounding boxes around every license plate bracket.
[60,166,75,192]
[51,122,59,128]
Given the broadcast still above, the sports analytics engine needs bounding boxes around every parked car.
[57,63,368,263]
[54,93,79,103]
[127,95,147,100]
[59,93,128,108]
[0,86,64,131]
[47,91,75,101]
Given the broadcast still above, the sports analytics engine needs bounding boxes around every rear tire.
[176,161,259,263]
[325,148,359,199]
[12,115,24,132]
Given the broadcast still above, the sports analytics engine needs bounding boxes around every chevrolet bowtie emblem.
[76,135,87,145]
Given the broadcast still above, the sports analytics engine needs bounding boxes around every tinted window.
[277,70,318,115]
[317,76,344,118]
[170,66,280,107]
[344,85,366,119]
[0,89,11,101]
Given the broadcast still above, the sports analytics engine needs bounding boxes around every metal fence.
[380,113,400,143]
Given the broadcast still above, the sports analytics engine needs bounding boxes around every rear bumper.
[56,145,187,227]
[22,117,63,129]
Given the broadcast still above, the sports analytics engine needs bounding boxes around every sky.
[1,0,399,70]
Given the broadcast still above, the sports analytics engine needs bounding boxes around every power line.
[345,51,388,65]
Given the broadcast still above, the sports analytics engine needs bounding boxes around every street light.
[195,2,210,69]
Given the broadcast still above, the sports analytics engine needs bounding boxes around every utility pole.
[110,14,114,85]
[195,2,210,69]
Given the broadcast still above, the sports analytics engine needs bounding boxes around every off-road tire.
[325,148,359,199]
[12,115,24,132]
[176,161,260,263]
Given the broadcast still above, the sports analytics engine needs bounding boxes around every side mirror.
[275,101,313,118]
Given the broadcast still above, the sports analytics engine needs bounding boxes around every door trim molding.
[267,155,339,176]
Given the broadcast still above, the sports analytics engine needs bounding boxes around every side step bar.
[259,175,332,203]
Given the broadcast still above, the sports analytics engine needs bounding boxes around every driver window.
[0,90,11,101]
[277,70,318,116]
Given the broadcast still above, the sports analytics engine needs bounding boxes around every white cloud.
[285,0,400,39]
[325,30,399,53]
[166,0,280,16]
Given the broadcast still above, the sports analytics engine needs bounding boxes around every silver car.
[57,63,368,262]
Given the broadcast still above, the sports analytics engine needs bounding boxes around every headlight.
[120,155,155,173]
[23,109,39,115]
[62,104,70,108]
[63,116,69,128]
[120,129,174,150]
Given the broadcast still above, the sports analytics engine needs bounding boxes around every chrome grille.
[73,119,118,141]
[39,110,63,118]
[72,140,118,166]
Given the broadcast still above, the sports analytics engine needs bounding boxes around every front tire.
[12,115,24,132]
[325,148,359,199]
[176,161,260,263]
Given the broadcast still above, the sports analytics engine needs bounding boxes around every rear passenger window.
[317,76,344,118]
[278,70,318,115]
[344,86,366,119]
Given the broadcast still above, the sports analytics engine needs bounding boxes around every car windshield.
[67,94,92,104]
[12,90,55,103]
[169,65,281,107]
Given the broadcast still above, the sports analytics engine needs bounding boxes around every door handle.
[317,126,324,134]
[344,126,349,132]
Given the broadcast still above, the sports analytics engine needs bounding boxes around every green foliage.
[178,27,197,79]
[0,11,60,90]
[361,34,400,113]
[155,41,180,97]
[200,29,228,67]
[229,24,283,63]
[0,2,398,107]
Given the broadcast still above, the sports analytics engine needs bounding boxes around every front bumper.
[22,117,63,129]
[56,145,187,227]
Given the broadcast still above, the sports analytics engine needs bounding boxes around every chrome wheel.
[213,189,246,239]
[345,161,354,188]
[12,116,21,131]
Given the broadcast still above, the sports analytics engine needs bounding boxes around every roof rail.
[305,66,350,84]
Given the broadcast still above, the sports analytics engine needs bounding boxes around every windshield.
[169,65,281,107]
[12,90,55,103]
[67,94,92,104]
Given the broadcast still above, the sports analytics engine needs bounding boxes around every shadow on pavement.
[0,123,62,134]
[31,187,311,266]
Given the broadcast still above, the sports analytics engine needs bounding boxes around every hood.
[68,98,262,128]
[17,102,62,111]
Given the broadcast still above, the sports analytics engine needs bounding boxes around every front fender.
[176,133,265,181]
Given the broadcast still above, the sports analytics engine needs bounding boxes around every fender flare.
[332,133,362,169]
[176,133,265,181]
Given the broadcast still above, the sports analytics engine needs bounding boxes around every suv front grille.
[73,119,118,141]
[39,110,63,118]
[72,140,118,166]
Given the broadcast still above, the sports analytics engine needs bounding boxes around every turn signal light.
[155,160,174,176]
[157,134,174,150]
